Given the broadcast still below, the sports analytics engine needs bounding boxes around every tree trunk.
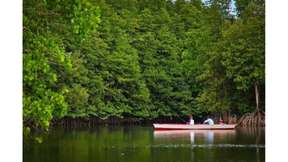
[237,83,264,127]
[254,82,261,126]
[255,82,259,111]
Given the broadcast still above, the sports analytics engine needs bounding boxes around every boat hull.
[153,124,236,130]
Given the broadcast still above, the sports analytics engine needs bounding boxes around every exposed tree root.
[237,110,265,127]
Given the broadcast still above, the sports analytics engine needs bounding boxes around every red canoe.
[153,124,236,130]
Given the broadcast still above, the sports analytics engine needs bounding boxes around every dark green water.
[24,126,265,162]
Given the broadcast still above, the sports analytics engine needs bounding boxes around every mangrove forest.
[23,0,265,131]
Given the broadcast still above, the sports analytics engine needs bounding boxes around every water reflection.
[24,126,265,162]
[153,130,236,144]
[190,131,194,143]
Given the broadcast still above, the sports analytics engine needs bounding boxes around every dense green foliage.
[23,0,265,130]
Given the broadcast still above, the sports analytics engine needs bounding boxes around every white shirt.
[204,118,214,125]
[189,118,194,125]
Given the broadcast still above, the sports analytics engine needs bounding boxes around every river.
[24,126,265,162]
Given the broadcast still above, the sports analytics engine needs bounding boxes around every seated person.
[189,115,194,125]
[203,117,214,125]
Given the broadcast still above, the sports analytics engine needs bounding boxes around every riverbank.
[51,115,238,128]
[51,116,186,128]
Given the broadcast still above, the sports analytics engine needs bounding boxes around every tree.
[23,0,265,130]
[222,1,265,126]
[23,0,100,130]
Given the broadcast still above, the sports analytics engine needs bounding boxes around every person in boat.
[219,118,224,125]
[189,115,194,125]
[203,116,214,125]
